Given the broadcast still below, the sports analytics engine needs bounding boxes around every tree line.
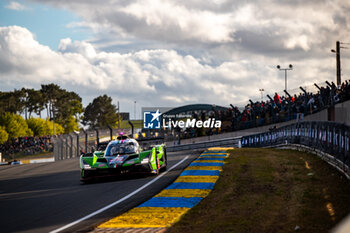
[0,83,119,144]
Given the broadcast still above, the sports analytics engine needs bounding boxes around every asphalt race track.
[0,151,200,233]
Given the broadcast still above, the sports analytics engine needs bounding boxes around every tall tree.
[83,95,118,128]
[40,84,83,133]
[25,89,45,118]
[40,83,61,120]
[0,90,25,114]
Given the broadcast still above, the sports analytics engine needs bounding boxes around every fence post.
[108,126,113,141]
[74,132,80,158]
[65,135,68,160]
[83,130,88,153]
[69,134,73,159]
[95,128,100,145]
[53,136,59,161]
[60,136,64,160]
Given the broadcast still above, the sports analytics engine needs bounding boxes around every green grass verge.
[166,148,350,233]
[119,120,143,129]
[8,151,53,161]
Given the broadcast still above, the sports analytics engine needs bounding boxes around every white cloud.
[5,1,27,11]
[29,0,350,56]
[1,25,345,115]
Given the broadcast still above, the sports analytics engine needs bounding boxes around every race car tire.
[160,150,167,172]
[155,156,160,175]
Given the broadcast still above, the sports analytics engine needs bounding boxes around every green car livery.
[80,136,167,181]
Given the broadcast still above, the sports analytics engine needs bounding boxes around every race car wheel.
[155,157,160,175]
[160,150,167,172]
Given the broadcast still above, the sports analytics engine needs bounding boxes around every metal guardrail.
[241,121,350,178]
[167,137,241,152]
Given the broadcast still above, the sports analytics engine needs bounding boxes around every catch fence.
[241,121,350,178]
[53,128,130,160]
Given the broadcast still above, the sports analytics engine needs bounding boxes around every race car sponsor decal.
[126,160,135,165]
[110,156,127,164]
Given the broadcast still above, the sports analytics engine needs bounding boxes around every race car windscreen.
[105,142,136,156]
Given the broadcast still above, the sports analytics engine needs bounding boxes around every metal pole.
[76,133,80,157]
[95,128,99,145]
[108,125,113,141]
[285,69,287,91]
[117,101,120,129]
[65,136,68,159]
[83,130,88,153]
[52,106,55,136]
[336,41,341,86]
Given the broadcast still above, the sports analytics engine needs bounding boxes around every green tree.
[0,126,8,144]
[27,117,65,136]
[25,89,45,118]
[40,83,61,120]
[40,84,82,133]
[54,91,82,133]
[0,113,33,138]
[0,90,25,114]
[45,119,64,135]
[83,95,118,128]
[64,115,80,133]
[27,118,49,136]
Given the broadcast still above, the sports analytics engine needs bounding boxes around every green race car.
[80,135,167,181]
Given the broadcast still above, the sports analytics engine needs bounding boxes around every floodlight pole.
[331,41,341,86]
[277,64,293,93]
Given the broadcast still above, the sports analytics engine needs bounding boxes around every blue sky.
[0,0,89,50]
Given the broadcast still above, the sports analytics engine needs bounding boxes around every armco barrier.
[167,137,241,152]
[241,121,350,178]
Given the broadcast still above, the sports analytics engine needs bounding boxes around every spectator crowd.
[218,80,350,131]
[165,80,350,140]
[0,136,52,161]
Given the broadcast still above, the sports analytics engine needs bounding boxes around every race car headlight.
[141,158,149,164]
[82,159,92,169]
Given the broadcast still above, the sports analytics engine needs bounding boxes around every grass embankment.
[167,148,350,233]
[6,151,53,161]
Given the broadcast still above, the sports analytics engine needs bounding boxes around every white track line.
[50,155,190,233]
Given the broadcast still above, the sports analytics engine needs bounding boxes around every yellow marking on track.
[155,189,212,198]
[185,166,223,171]
[98,207,189,228]
[202,153,227,155]
[174,175,219,183]
[200,156,227,159]
[207,147,234,151]
[194,160,225,163]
